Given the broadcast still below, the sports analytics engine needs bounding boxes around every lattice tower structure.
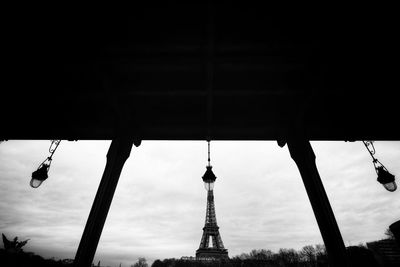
[196,185,228,259]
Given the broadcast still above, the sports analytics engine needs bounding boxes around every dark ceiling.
[2,4,398,140]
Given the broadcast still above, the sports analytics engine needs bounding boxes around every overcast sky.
[0,140,399,266]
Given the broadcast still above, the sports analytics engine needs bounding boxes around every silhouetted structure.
[2,3,398,267]
[196,164,228,259]
[367,239,400,267]
[346,246,378,267]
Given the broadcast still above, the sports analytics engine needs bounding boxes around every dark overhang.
[2,5,398,141]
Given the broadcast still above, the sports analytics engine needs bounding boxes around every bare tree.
[315,244,326,257]
[277,248,300,266]
[300,245,316,266]
[384,228,395,239]
[315,244,328,266]
[249,249,273,260]
[132,257,148,267]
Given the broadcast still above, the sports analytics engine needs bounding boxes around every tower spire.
[207,140,211,167]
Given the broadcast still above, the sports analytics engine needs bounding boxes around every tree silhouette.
[384,227,395,239]
[151,259,163,267]
[248,249,273,260]
[300,245,316,265]
[276,248,300,266]
[315,244,328,266]
[132,257,148,267]
[2,233,30,253]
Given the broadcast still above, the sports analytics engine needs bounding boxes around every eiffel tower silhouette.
[196,143,228,259]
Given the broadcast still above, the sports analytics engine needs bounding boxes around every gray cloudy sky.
[0,140,399,266]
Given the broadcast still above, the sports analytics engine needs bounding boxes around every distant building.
[367,238,400,267]
[180,256,196,261]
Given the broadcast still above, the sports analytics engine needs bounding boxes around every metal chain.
[38,140,61,169]
[362,141,387,174]
[363,141,376,157]
[49,140,61,155]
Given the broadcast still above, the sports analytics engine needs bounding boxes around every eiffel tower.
[196,142,228,259]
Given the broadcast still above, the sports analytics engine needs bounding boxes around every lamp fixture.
[30,140,61,188]
[363,141,396,192]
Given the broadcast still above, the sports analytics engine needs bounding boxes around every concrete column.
[74,137,135,267]
[287,138,349,267]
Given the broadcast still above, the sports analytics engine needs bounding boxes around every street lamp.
[30,140,61,188]
[376,166,397,192]
[203,166,217,191]
[363,141,396,192]
[30,163,50,188]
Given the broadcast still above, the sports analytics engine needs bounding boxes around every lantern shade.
[202,166,216,183]
[202,166,217,191]
[30,164,49,188]
[377,167,396,192]
[382,182,397,192]
[30,179,43,188]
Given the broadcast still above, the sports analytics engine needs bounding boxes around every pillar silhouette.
[74,137,135,267]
